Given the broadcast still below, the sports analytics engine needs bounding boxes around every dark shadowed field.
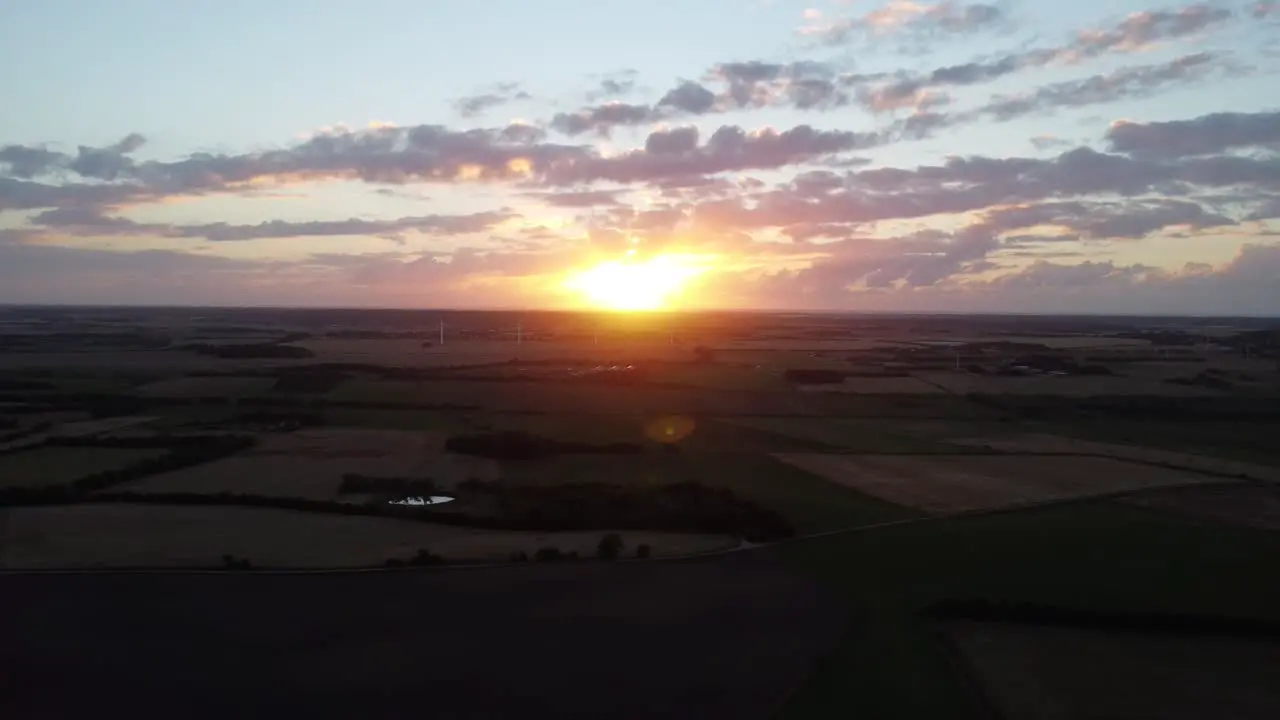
[0,551,843,719]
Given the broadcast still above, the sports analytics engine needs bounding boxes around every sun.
[564,254,705,311]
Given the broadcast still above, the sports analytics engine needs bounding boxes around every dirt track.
[0,551,844,719]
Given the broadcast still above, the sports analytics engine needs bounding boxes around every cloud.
[1255,1,1280,17]
[690,126,1280,236]
[980,52,1218,121]
[542,124,883,186]
[1105,109,1280,159]
[587,70,639,100]
[0,144,66,179]
[454,83,532,118]
[802,1,1004,43]
[24,205,517,242]
[658,81,718,114]
[0,133,147,181]
[549,102,656,137]
[841,3,1238,114]
[1030,135,1074,151]
[708,61,848,110]
[524,190,624,207]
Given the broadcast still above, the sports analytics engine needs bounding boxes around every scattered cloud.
[454,83,532,118]
[801,1,1005,43]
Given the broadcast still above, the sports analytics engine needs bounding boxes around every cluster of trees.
[508,540,651,563]
[220,554,253,571]
[0,435,255,504]
[177,342,315,359]
[337,473,439,496]
[457,479,794,542]
[445,431,643,461]
[67,475,793,543]
[383,548,443,567]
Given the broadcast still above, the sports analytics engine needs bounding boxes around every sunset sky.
[1,0,1278,313]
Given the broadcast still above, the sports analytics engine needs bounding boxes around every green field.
[503,451,916,533]
[0,446,167,489]
[1052,419,1280,467]
[777,502,1280,718]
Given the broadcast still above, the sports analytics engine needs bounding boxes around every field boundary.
[0,478,1241,576]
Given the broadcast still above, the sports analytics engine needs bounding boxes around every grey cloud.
[1106,109,1280,159]
[1030,135,1075,151]
[692,137,1280,236]
[524,190,622,207]
[0,144,66,179]
[549,102,656,136]
[25,204,516,242]
[188,212,515,242]
[980,199,1235,239]
[455,83,532,118]
[1070,4,1232,58]
[498,122,547,144]
[644,126,700,155]
[543,124,882,186]
[842,4,1238,116]
[709,61,847,111]
[809,1,1004,44]
[982,53,1217,121]
[657,81,717,114]
[587,70,639,100]
[0,133,147,181]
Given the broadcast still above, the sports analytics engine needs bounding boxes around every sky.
[1,0,1278,314]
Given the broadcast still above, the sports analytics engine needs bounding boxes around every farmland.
[0,504,735,568]
[770,453,1223,513]
[1,306,1278,716]
[946,620,1280,719]
[0,446,166,489]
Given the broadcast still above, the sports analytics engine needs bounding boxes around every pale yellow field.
[118,428,499,498]
[0,504,735,568]
[950,433,1280,483]
[771,453,1221,513]
[134,376,277,397]
[796,376,943,394]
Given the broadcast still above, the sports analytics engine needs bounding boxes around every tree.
[635,544,652,559]
[597,533,623,560]
[534,546,563,562]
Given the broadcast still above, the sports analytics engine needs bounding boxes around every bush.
[508,550,529,563]
[410,548,442,566]
[597,533,623,560]
[635,544,652,559]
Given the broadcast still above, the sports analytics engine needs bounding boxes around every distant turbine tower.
[439,318,444,346]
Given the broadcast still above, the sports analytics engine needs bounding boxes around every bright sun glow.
[564,255,706,311]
